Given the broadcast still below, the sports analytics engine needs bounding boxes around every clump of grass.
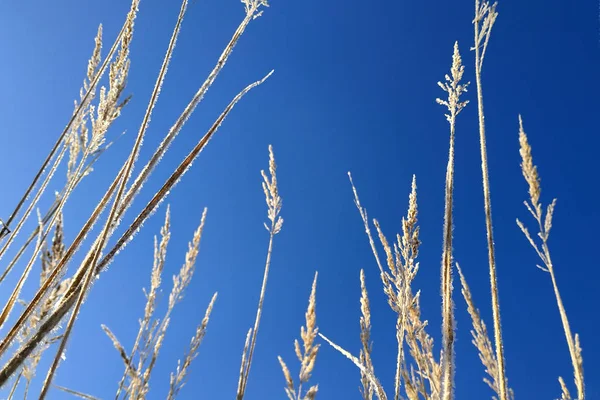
[0,17,119,335]
[278,272,320,400]
[322,174,442,400]
[0,0,139,373]
[0,0,274,396]
[0,0,587,398]
[316,2,585,400]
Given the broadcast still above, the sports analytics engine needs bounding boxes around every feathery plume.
[516,116,584,400]
[167,293,218,399]
[277,273,320,400]
[436,41,469,400]
[237,145,283,399]
[457,263,513,399]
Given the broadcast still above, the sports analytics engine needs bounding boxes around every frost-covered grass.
[0,0,584,399]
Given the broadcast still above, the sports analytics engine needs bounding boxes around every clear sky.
[0,0,598,399]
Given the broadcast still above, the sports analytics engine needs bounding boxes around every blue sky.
[0,0,598,399]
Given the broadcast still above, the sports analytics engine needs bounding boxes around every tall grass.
[319,2,585,400]
[0,0,586,399]
[0,0,275,397]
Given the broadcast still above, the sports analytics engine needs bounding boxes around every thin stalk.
[544,247,584,399]
[394,316,404,400]
[517,121,584,399]
[473,2,507,399]
[238,229,275,398]
[54,385,101,400]
[440,120,455,400]
[7,372,20,400]
[236,143,282,399]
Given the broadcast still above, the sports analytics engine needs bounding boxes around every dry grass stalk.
[113,206,172,397]
[0,220,9,241]
[323,175,441,400]
[236,145,283,400]
[134,209,207,399]
[54,385,101,400]
[348,173,403,399]
[392,183,441,400]
[102,324,139,379]
[435,41,469,400]
[320,333,387,400]
[278,272,320,400]
[6,373,21,400]
[167,292,217,400]
[472,2,507,399]
[237,328,253,397]
[359,269,375,400]
[456,264,513,399]
[516,117,584,400]
[559,377,572,400]
[348,174,441,400]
